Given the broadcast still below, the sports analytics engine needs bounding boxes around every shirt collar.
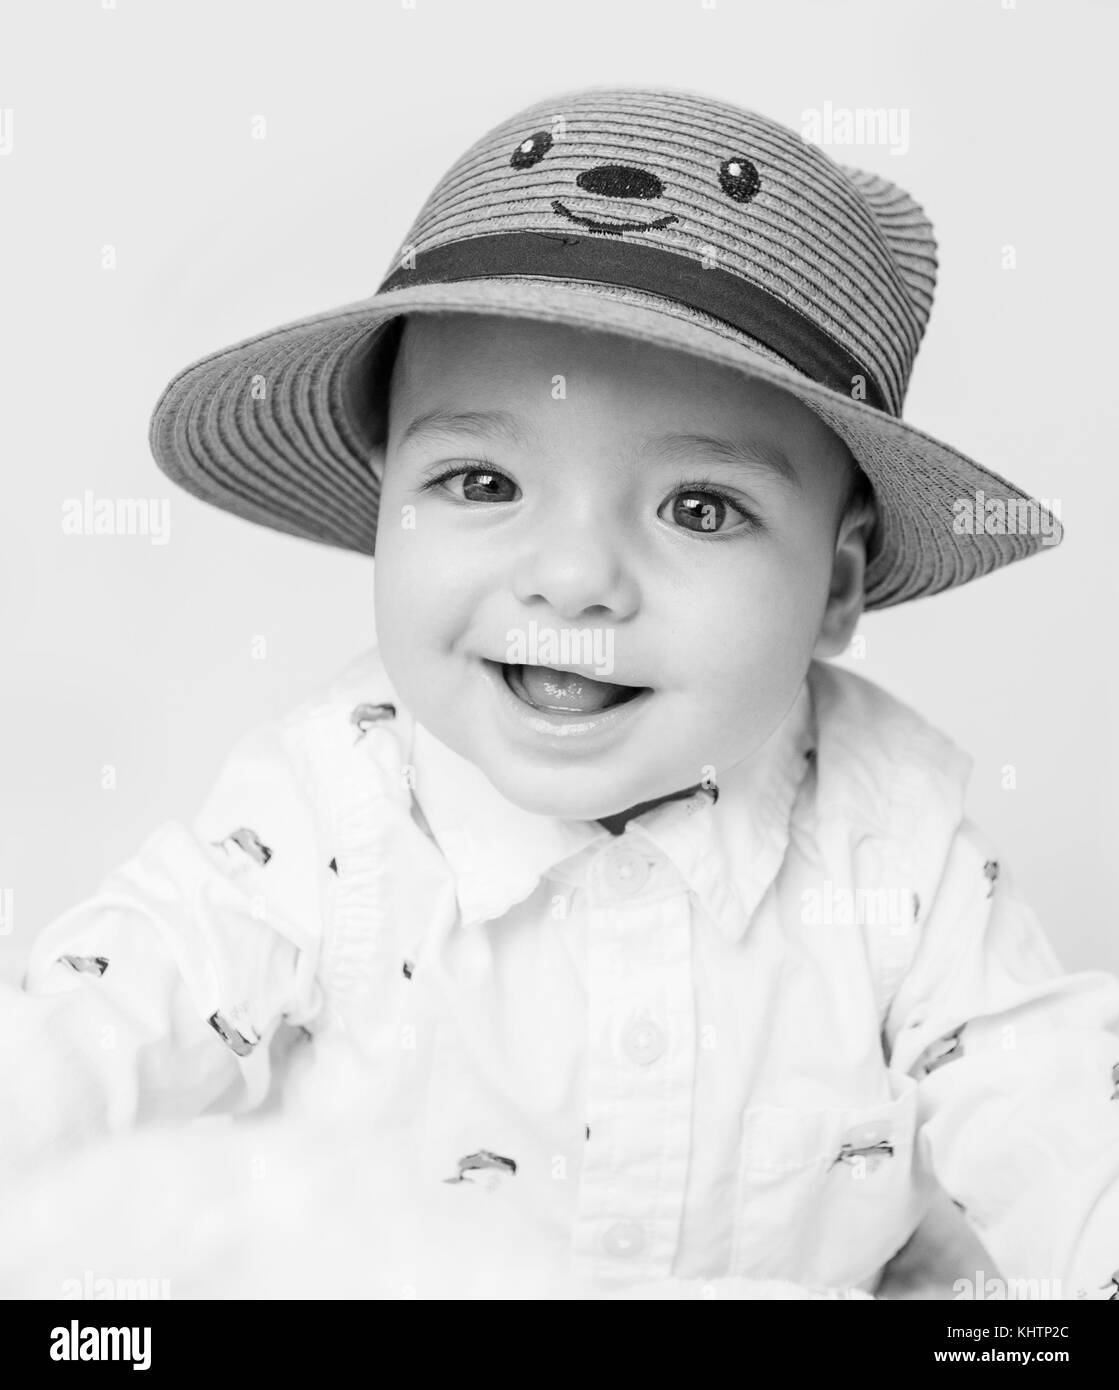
[408,723,608,929]
[625,681,815,939]
[407,680,816,943]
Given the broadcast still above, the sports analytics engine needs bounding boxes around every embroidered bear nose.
[576,164,663,200]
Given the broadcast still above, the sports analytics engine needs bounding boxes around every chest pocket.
[729,1069,923,1287]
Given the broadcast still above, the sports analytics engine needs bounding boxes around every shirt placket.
[572,832,696,1284]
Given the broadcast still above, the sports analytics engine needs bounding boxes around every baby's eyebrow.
[643,431,802,493]
[398,410,801,493]
[397,408,530,452]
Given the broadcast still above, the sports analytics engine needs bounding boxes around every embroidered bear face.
[508,127,760,237]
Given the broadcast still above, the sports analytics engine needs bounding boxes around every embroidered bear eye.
[511,131,553,169]
[718,156,760,203]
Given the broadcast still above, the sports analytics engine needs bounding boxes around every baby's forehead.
[400,308,624,360]
[398,310,790,406]
[394,312,843,466]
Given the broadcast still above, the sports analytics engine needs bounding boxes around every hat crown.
[386,86,937,416]
[148,83,1058,612]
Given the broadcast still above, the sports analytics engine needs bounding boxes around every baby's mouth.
[498,662,647,715]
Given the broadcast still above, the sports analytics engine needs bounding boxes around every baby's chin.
[477,760,694,825]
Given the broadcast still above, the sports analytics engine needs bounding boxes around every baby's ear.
[339,316,406,478]
[367,442,389,548]
[814,491,877,660]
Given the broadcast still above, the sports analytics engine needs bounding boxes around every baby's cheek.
[684,612,815,764]
[701,551,818,660]
[376,498,446,612]
[373,528,435,684]
[374,523,481,709]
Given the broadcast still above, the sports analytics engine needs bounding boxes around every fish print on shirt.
[443,1150,517,1190]
[831,1138,895,1172]
[59,954,109,977]
[212,827,272,867]
[207,1006,260,1058]
[350,702,397,743]
[917,1024,966,1078]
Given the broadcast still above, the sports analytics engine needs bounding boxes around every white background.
[1,0,1116,978]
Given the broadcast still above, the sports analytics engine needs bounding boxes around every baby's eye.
[429,467,520,504]
[661,489,755,535]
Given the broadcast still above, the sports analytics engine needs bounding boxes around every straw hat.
[148,85,1062,609]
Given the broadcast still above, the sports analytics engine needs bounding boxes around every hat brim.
[148,278,1062,610]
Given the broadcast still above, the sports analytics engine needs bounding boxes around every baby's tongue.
[515,664,623,713]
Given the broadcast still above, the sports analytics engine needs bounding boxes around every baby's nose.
[575,164,663,201]
[511,533,639,621]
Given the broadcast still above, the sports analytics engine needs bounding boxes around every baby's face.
[374,313,866,821]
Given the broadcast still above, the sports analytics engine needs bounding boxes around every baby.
[5,85,1118,1301]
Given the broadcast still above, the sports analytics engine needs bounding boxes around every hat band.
[377,232,890,414]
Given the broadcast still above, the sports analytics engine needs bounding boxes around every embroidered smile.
[550,198,679,234]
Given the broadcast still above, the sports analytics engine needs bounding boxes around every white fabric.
[5,647,1119,1298]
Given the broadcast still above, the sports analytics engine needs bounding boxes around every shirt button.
[602,1221,646,1258]
[601,844,650,896]
[622,1018,667,1065]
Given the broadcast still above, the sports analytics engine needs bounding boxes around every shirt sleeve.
[0,717,326,1185]
[884,816,1119,1300]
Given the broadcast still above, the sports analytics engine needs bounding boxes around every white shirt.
[7,646,1119,1297]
